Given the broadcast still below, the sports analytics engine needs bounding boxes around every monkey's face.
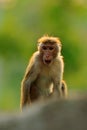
[40,43,59,65]
[38,36,62,66]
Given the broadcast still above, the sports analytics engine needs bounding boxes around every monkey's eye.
[49,47,54,50]
[42,46,47,50]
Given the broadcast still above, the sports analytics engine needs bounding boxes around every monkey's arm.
[53,66,68,98]
[53,78,63,97]
[20,55,40,109]
[61,80,68,98]
[53,56,64,97]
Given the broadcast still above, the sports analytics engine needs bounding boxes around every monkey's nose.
[46,55,49,58]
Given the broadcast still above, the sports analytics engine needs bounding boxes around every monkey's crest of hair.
[38,35,61,45]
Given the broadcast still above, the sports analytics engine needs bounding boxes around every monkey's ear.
[58,43,62,50]
[58,44,62,52]
[37,43,42,51]
[37,42,41,46]
[59,43,62,47]
[37,43,43,48]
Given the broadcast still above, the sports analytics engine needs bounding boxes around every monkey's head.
[38,36,62,65]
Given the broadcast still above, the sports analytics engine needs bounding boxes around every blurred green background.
[0,0,87,111]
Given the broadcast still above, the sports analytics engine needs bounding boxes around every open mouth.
[45,60,51,64]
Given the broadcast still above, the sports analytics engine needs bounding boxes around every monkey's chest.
[36,74,53,96]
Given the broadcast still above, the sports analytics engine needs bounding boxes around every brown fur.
[38,36,61,45]
[20,36,67,110]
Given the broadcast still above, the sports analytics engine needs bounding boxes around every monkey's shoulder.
[24,52,40,76]
[31,51,39,59]
[29,51,41,70]
[28,51,40,66]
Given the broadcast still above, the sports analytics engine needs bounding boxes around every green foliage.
[0,0,87,111]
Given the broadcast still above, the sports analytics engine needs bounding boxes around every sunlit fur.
[20,36,67,110]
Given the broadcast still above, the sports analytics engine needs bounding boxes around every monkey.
[20,35,67,110]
